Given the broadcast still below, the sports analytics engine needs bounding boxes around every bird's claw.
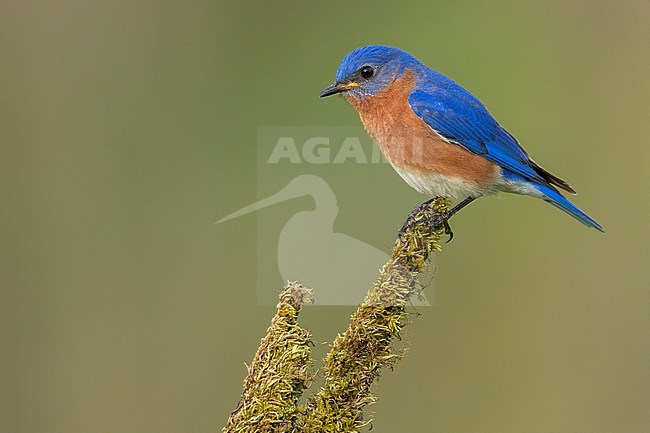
[443,221,454,243]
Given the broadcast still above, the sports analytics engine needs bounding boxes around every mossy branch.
[223,282,314,433]
[223,198,450,433]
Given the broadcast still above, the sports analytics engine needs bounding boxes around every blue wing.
[408,84,548,185]
[407,74,602,231]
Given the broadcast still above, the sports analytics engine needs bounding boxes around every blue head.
[320,45,422,99]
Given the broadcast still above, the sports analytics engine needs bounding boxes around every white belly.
[392,165,501,200]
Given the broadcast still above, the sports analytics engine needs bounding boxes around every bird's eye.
[360,66,375,79]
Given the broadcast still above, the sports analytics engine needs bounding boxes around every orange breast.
[346,70,499,187]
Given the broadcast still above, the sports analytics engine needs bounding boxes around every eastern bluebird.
[320,45,603,233]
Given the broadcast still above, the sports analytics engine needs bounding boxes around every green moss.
[223,282,314,433]
[223,198,450,433]
[298,198,448,432]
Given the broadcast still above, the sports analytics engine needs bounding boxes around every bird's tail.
[534,183,604,232]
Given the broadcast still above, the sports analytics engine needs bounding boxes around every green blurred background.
[2,1,649,432]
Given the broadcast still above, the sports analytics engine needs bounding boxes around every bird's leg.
[448,196,477,217]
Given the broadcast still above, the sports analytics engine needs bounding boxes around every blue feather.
[409,84,603,231]
[408,84,547,185]
[324,45,603,231]
[531,181,605,232]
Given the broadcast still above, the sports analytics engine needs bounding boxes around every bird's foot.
[399,199,436,236]
[398,196,476,243]
[399,198,453,242]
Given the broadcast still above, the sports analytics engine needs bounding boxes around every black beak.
[320,81,354,98]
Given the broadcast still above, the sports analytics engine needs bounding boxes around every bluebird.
[320,45,603,234]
